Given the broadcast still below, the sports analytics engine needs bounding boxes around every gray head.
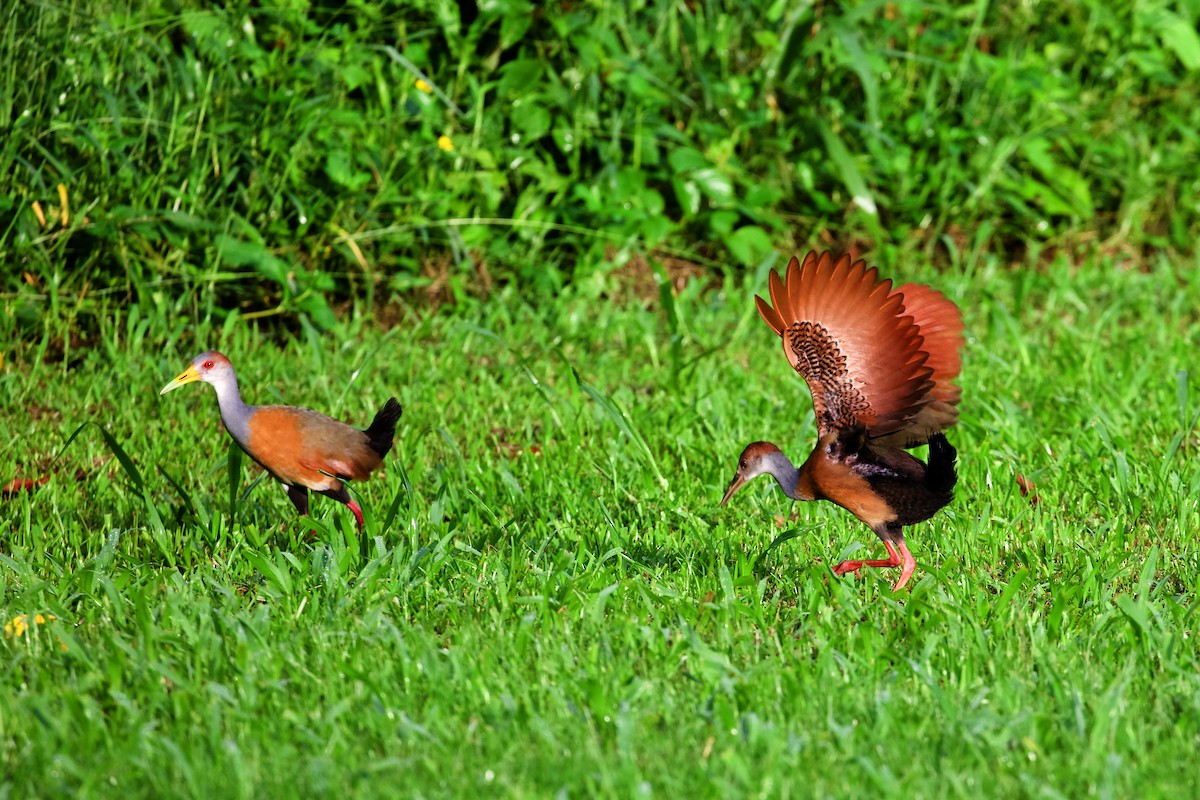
[159,351,238,396]
[721,441,797,505]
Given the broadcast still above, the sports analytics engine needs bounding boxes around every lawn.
[2,1,1200,798]
[4,256,1199,797]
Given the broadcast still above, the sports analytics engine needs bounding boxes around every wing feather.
[755,264,788,334]
[247,406,380,488]
[872,283,966,445]
[754,250,937,439]
[893,283,963,397]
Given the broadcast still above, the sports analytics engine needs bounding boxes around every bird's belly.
[248,453,340,492]
[870,479,952,526]
[827,488,895,528]
[811,463,896,529]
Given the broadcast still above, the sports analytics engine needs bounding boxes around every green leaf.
[214,235,287,284]
[325,151,371,192]
[513,102,551,139]
[667,148,710,174]
[708,210,739,236]
[1019,137,1094,219]
[1010,175,1075,217]
[1147,9,1200,70]
[726,225,774,267]
[297,292,338,331]
[753,528,808,572]
[57,421,165,535]
[573,369,665,490]
[691,168,733,205]
[1136,546,1159,598]
[833,24,880,127]
[672,177,702,216]
[816,120,877,216]
[227,439,243,523]
[497,58,543,98]
[1116,595,1149,637]
[990,568,1029,621]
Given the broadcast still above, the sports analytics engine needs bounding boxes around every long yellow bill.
[160,365,201,395]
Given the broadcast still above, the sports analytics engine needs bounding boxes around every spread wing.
[754,251,935,439]
[873,283,965,446]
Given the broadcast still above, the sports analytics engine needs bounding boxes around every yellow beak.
[160,364,201,395]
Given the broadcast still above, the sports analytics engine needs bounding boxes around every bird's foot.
[831,540,917,592]
[832,558,894,577]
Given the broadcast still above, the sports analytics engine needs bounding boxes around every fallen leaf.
[2,476,50,495]
[3,467,88,496]
[1015,472,1040,506]
[773,510,804,528]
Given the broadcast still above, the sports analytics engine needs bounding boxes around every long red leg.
[316,486,365,532]
[832,539,917,592]
[346,500,365,531]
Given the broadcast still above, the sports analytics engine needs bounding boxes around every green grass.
[3,255,1200,797]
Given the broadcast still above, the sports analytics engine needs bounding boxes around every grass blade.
[227,439,244,522]
[572,368,666,490]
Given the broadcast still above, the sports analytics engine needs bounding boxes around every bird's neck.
[762,450,810,501]
[209,372,253,446]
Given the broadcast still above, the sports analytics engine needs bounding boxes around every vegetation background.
[2,0,1198,797]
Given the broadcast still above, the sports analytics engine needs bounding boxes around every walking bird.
[160,351,402,530]
[721,251,963,591]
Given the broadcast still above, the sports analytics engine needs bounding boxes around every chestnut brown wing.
[246,406,381,490]
[754,251,935,439]
[873,282,965,446]
[894,282,963,402]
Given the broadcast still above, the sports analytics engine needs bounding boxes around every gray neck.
[762,450,802,500]
[209,371,253,447]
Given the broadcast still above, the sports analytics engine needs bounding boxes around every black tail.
[365,397,402,458]
[925,433,958,494]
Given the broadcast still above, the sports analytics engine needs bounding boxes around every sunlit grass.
[2,254,1199,797]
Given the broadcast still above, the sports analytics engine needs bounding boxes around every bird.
[160,351,402,531]
[721,250,964,591]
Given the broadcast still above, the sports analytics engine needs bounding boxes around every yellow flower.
[4,614,66,650]
[415,79,433,94]
[5,613,55,638]
[437,135,454,152]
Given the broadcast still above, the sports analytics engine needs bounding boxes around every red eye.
[203,360,214,369]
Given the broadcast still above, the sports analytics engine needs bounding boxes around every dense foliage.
[3,0,1199,333]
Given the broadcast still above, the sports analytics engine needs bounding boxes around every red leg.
[315,486,365,532]
[892,539,917,591]
[346,499,364,531]
[832,539,918,592]
[832,540,902,575]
